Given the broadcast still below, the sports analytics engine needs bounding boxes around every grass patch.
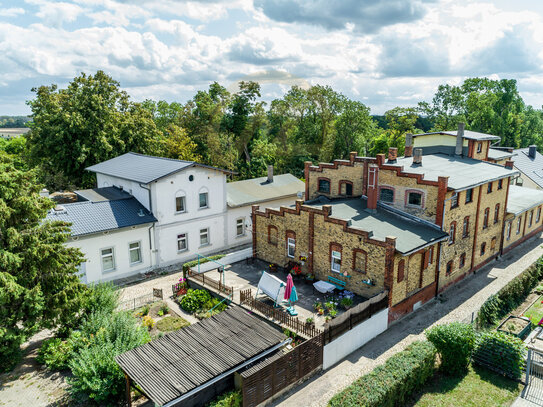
[523,295,543,326]
[411,365,521,407]
[155,316,190,332]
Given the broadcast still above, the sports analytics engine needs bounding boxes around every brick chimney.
[505,160,514,169]
[456,122,465,156]
[367,164,379,211]
[405,133,413,157]
[388,147,398,163]
[349,151,357,163]
[413,148,423,165]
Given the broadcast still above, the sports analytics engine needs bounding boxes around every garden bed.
[497,316,531,338]
[523,294,543,326]
[134,301,190,336]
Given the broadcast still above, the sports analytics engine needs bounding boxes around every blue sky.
[1,0,543,116]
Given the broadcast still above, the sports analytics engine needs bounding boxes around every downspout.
[140,182,159,267]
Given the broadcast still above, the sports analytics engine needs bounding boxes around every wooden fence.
[240,289,321,338]
[241,333,323,407]
[323,292,388,344]
[171,270,234,297]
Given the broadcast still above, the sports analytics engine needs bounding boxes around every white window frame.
[448,223,455,245]
[199,191,209,209]
[128,241,142,265]
[236,217,245,237]
[287,237,295,258]
[199,228,210,246]
[331,250,341,273]
[101,247,116,273]
[177,233,188,252]
[175,195,186,213]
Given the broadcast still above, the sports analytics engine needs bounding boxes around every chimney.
[405,133,413,157]
[456,122,465,156]
[267,165,274,183]
[505,160,514,169]
[366,164,379,211]
[529,145,537,159]
[413,148,423,165]
[388,147,398,163]
[39,188,49,198]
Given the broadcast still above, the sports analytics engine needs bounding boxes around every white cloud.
[0,7,25,17]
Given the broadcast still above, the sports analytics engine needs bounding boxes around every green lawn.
[155,316,190,332]
[412,365,522,407]
[523,295,543,325]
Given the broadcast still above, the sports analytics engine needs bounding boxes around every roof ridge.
[126,151,194,164]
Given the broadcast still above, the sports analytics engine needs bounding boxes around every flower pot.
[177,288,187,296]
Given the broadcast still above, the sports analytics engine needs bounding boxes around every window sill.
[130,261,143,267]
[103,268,116,273]
[287,255,295,259]
[199,243,211,248]
[175,211,187,215]
[405,204,423,209]
[177,248,188,254]
[198,206,209,211]
[236,233,247,238]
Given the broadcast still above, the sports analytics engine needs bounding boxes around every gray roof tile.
[45,197,156,236]
[513,148,543,188]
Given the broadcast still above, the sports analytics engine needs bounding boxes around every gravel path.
[270,235,543,407]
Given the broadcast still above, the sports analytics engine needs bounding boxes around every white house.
[48,153,304,283]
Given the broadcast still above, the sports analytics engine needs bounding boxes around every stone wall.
[306,159,365,201]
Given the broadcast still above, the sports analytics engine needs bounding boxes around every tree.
[159,124,201,161]
[0,152,85,371]
[369,107,419,156]
[334,100,376,158]
[26,71,162,189]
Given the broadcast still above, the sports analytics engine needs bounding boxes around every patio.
[202,259,368,330]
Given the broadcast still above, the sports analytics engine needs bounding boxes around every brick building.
[252,124,543,322]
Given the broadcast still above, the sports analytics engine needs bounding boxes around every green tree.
[159,124,201,161]
[0,152,85,371]
[369,107,419,156]
[26,71,162,189]
[334,100,376,158]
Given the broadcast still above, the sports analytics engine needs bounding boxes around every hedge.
[183,255,225,271]
[328,341,436,407]
[476,256,543,328]
[425,323,476,376]
[472,331,526,379]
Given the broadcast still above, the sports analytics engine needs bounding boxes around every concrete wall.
[323,308,388,370]
[413,134,469,149]
[67,224,154,283]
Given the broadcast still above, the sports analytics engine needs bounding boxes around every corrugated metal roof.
[116,307,286,406]
[413,130,500,141]
[507,185,543,215]
[226,174,304,207]
[513,148,543,188]
[393,153,518,190]
[86,152,232,184]
[487,148,514,161]
[304,198,449,254]
[45,197,156,236]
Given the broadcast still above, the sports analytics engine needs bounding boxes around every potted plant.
[318,307,325,315]
[313,301,322,311]
[340,296,353,310]
[329,309,337,318]
[176,277,188,296]
[324,301,336,312]
[306,317,315,326]
[325,316,331,323]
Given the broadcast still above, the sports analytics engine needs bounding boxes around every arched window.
[175,190,186,213]
[448,221,456,245]
[339,180,353,196]
[397,259,405,283]
[379,187,394,203]
[494,204,500,224]
[198,187,209,209]
[483,207,489,228]
[462,216,470,238]
[318,178,331,194]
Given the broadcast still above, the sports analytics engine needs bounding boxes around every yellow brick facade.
[306,161,364,201]
[470,140,490,161]
[503,204,543,251]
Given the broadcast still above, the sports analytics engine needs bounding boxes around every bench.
[327,276,347,291]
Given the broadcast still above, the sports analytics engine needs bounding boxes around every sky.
[1,0,543,116]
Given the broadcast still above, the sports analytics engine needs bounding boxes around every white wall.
[323,308,389,370]
[66,224,154,283]
[96,174,151,210]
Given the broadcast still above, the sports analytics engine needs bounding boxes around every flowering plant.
[291,265,302,275]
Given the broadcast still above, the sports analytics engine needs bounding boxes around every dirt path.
[270,235,543,407]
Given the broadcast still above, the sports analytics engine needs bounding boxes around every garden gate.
[523,347,543,404]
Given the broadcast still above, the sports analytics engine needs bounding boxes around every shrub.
[83,282,119,315]
[159,303,169,315]
[472,331,527,379]
[37,338,72,370]
[425,322,475,375]
[180,289,212,313]
[142,315,155,330]
[207,390,242,407]
[329,341,436,407]
[195,297,228,319]
[140,304,150,316]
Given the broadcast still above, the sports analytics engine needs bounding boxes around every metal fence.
[118,288,163,311]
[523,347,543,404]
[171,271,234,297]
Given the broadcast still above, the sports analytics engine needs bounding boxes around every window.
[487,182,493,193]
[465,188,473,203]
[451,192,459,209]
[236,218,245,236]
[494,204,500,224]
[480,242,486,256]
[199,228,209,246]
[175,196,186,213]
[463,216,470,238]
[491,237,497,250]
[199,192,209,208]
[379,188,394,203]
[318,178,330,194]
[483,208,489,229]
[101,248,115,272]
[517,216,522,234]
[407,191,423,207]
[340,181,353,196]
[423,249,432,269]
[537,207,542,223]
[448,222,456,245]
[397,259,405,282]
[529,210,534,228]
[477,142,483,153]
[129,242,142,264]
[506,222,512,240]
[177,233,188,251]
[459,253,466,268]
[498,179,503,190]
[353,250,367,273]
[429,246,434,265]
[331,250,341,273]
[287,237,295,258]
[446,260,453,276]
[268,225,278,246]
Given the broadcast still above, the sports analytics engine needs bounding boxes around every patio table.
[313,280,336,294]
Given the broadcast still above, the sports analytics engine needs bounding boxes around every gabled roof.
[45,197,156,236]
[116,307,286,406]
[513,148,543,188]
[86,152,232,184]
[507,185,543,215]
[413,130,500,141]
[392,153,518,190]
[226,174,304,207]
